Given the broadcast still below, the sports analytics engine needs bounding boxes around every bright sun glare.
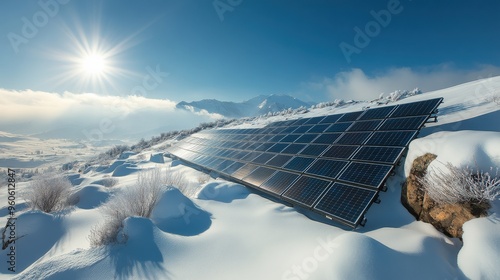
[81,54,106,76]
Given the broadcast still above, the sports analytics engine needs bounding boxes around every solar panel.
[221,161,245,175]
[253,153,275,164]
[338,162,392,189]
[324,122,353,132]
[304,116,326,125]
[232,163,259,180]
[267,143,288,153]
[260,171,300,195]
[337,111,364,122]
[266,154,293,168]
[313,183,377,225]
[243,167,277,187]
[307,124,331,133]
[336,132,372,145]
[281,143,307,154]
[167,97,444,228]
[358,105,396,120]
[348,120,382,131]
[283,156,315,172]
[293,125,314,134]
[295,134,319,143]
[319,114,343,124]
[322,145,359,159]
[298,144,329,157]
[312,133,342,144]
[351,146,405,164]
[282,176,332,207]
[365,131,417,147]
[378,116,427,130]
[305,159,348,179]
[390,98,443,117]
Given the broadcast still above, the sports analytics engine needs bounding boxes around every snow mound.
[112,162,139,177]
[405,130,500,177]
[196,180,250,203]
[0,212,64,274]
[74,185,110,209]
[458,213,500,279]
[149,153,165,163]
[151,187,212,236]
[325,231,458,279]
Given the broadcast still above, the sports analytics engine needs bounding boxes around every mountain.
[176,94,312,118]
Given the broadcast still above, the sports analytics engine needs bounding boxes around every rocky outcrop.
[401,153,489,238]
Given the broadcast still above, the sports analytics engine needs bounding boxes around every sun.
[81,53,107,76]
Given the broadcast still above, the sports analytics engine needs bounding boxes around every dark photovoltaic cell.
[266,154,293,168]
[243,167,277,187]
[325,122,352,132]
[352,146,405,164]
[338,162,392,189]
[348,120,382,131]
[253,153,275,164]
[378,116,428,131]
[358,105,396,120]
[232,163,259,180]
[282,176,332,207]
[281,143,307,154]
[312,133,342,144]
[305,159,348,179]
[260,171,300,195]
[304,116,326,125]
[336,132,372,145]
[167,97,443,228]
[295,134,319,143]
[221,161,245,175]
[314,183,377,225]
[322,145,359,159]
[389,98,443,118]
[293,125,314,134]
[337,111,364,122]
[365,131,417,147]
[267,143,289,153]
[280,134,301,143]
[307,124,331,133]
[283,156,315,172]
[320,114,343,124]
[298,144,329,157]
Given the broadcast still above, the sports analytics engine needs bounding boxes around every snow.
[1,76,500,279]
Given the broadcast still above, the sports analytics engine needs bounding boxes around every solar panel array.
[167,98,443,227]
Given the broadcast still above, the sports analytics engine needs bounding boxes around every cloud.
[0,89,223,140]
[307,64,500,101]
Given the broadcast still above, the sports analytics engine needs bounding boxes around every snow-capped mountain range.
[176,94,312,118]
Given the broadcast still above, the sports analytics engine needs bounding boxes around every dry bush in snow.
[89,168,165,246]
[24,174,73,213]
[419,162,500,204]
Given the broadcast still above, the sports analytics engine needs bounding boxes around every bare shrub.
[419,162,500,204]
[98,178,119,188]
[24,174,73,213]
[197,173,210,185]
[165,167,194,196]
[89,168,165,246]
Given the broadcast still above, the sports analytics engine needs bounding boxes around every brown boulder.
[401,153,489,238]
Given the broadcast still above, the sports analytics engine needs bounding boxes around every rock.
[401,153,489,238]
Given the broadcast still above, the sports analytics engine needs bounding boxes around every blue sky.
[1,0,500,103]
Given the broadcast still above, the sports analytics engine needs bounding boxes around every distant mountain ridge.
[176,94,312,118]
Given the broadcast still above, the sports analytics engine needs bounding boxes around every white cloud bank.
[307,65,500,101]
[0,89,223,141]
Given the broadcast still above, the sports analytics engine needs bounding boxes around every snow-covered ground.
[1,77,500,279]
